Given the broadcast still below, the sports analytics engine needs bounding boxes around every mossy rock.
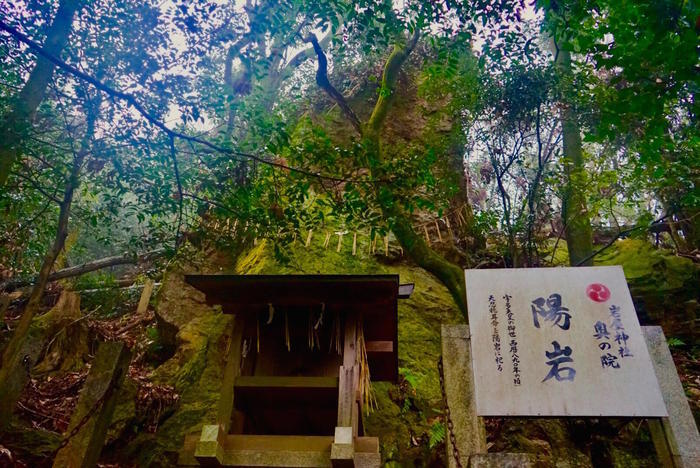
[594,239,697,297]
[546,238,698,337]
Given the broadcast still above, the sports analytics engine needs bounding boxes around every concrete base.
[643,326,700,468]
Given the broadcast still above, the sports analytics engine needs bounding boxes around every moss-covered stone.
[547,238,698,339]
[594,239,699,340]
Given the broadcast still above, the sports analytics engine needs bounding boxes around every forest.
[0,0,698,466]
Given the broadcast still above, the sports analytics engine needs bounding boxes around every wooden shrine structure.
[179,275,408,467]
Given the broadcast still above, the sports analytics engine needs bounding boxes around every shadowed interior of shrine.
[178,274,405,466]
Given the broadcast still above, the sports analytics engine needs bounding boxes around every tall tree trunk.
[555,46,594,266]
[0,98,96,428]
[367,40,468,317]
[0,0,83,186]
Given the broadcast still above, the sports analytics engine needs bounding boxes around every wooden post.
[195,316,243,465]
[136,279,154,315]
[643,326,700,468]
[52,341,131,468]
[216,315,244,432]
[333,312,359,467]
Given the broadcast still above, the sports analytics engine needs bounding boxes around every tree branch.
[574,214,672,266]
[0,19,364,184]
[304,33,362,134]
[284,28,332,74]
[0,248,166,291]
[367,28,420,134]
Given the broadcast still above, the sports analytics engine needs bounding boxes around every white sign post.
[465,266,667,417]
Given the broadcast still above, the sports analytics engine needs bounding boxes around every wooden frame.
[179,275,402,466]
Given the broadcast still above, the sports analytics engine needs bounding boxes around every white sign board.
[465,266,667,417]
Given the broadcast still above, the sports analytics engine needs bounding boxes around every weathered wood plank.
[342,312,358,368]
[336,366,356,428]
[52,341,131,468]
[364,341,392,353]
[217,316,244,432]
[235,376,338,389]
[135,279,154,315]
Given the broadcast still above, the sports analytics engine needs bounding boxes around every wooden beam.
[181,434,380,467]
[235,376,338,389]
[217,316,244,432]
[336,366,356,428]
[342,311,357,368]
[364,340,392,353]
[135,279,154,315]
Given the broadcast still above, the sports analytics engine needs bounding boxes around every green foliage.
[399,367,419,392]
[428,421,446,449]
[667,337,685,348]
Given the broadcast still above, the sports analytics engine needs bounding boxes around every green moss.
[594,239,697,295]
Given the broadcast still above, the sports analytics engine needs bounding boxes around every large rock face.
[117,238,694,466]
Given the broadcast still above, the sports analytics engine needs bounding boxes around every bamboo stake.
[423,225,431,245]
[445,217,454,239]
[384,236,389,256]
[336,232,343,252]
[323,231,331,248]
[305,229,313,247]
[435,220,443,242]
[352,233,357,256]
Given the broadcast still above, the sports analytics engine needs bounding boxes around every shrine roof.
[184,274,402,381]
[184,274,401,309]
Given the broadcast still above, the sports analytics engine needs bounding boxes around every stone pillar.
[441,325,487,468]
[53,341,131,468]
[643,326,700,468]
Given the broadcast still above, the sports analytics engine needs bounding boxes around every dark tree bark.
[0,0,83,186]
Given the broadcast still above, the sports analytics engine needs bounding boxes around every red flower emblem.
[586,283,610,302]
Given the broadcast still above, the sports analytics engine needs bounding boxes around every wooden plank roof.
[184,274,400,381]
